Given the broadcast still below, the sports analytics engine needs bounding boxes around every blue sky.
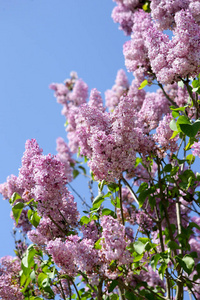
[0,1,132,257]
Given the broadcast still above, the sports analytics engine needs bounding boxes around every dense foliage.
[1,1,200,299]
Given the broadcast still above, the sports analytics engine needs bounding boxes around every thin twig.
[158,83,178,107]
[48,214,67,236]
[121,177,139,205]
[59,280,67,300]
[68,182,91,209]
[119,179,125,225]
[71,279,81,300]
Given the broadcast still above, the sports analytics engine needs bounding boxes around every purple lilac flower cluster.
[0,139,79,241]
[120,0,200,84]
[112,0,148,35]
[0,256,23,300]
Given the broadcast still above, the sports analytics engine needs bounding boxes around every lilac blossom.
[150,0,200,30]
[123,10,153,82]
[17,139,43,201]
[0,175,23,200]
[153,113,179,158]
[150,0,189,30]
[191,142,200,157]
[100,215,132,264]
[112,0,146,35]
[88,88,105,112]
[145,10,200,84]
[56,137,75,182]
[81,220,100,242]
[105,69,129,111]
[126,78,146,110]
[112,4,135,35]
[46,237,78,277]
[0,256,23,300]
[138,89,170,132]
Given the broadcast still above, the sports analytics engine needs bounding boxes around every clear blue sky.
[0,1,132,257]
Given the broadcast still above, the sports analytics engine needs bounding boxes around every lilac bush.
[1,1,200,299]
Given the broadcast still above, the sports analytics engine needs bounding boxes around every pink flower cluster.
[56,137,75,182]
[0,256,23,300]
[105,69,129,111]
[112,0,147,35]
[191,141,200,157]
[76,95,152,181]
[100,215,132,264]
[153,113,179,158]
[46,216,133,281]
[52,70,176,182]
[122,4,200,84]
[151,0,200,30]
[145,10,200,84]
[0,139,79,239]
[123,10,153,82]
[46,234,99,277]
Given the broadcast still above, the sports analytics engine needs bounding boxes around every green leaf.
[151,253,161,272]
[186,154,195,165]
[134,241,145,255]
[107,183,119,192]
[138,190,149,208]
[132,253,143,262]
[138,237,149,243]
[111,196,121,209]
[84,156,88,163]
[148,195,156,210]
[170,166,179,176]
[78,165,87,175]
[170,119,177,131]
[20,272,27,286]
[158,262,167,280]
[163,164,172,173]
[92,193,104,209]
[138,186,155,208]
[183,256,195,273]
[170,131,179,140]
[178,81,184,89]
[135,157,142,167]
[188,222,200,232]
[12,202,24,225]
[175,255,195,275]
[138,79,148,90]
[125,291,137,300]
[94,238,102,250]
[110,294,119,300]
[137,182,148,193]
[22,245,36,269]
[20,277,31,293]
[108,280,118,293]
[80,216,90,225]
[38,273,48,287]
[28,211,41,228]
[9,192,22,205]
[170,106,186,112]
[179,119,200,138]
[176,115,190,133]
[168,241,180,250]
[172,111,180,118]
[101,208,115,217]
[192,79,200,88]
[73,169,79,179]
